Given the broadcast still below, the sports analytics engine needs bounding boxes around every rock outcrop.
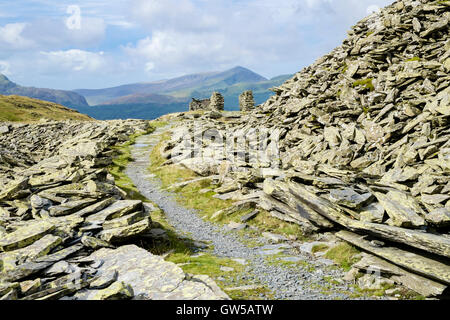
[158,0,450,297]
[0,120,229,300]
[189,98,211,111]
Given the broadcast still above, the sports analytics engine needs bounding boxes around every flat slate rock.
[336,231,450,285]
[0,221,54,252]
[78,245,229,300]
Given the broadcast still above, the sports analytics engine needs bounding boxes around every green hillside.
[0,95,93,122]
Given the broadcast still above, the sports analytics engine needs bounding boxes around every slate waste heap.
[0,120,229,300]
[159,0,450,297]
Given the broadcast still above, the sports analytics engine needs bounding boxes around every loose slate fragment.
[84,200,143,225]
[359,202,385,223]
[1,244,83,282]
[0,178,29,201]
[0,221,55,252]
[336,230,450,285]
[328,188,373,209]
[374,191,426,228]
[99,218,151,243]
[425,208,450,227]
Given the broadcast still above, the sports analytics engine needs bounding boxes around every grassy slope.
[0,95,92,122]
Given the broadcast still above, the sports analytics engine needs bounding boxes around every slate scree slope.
[159,0,450,296]
[0,0,449,300]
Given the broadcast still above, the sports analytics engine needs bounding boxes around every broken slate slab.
[84,200,143,225]
[99,218,151,243]
[353,253,447,297]
[0,234,62,272]
[328,188,373,209]
[374,191,426,228]
[226,222,247,231]
[0,178,29,201]
[240,210,259,222]
[0,221,55,252]
[77,245,229,300]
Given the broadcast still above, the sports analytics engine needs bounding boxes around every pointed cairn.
[209,92,224,111]
[239,90,255,112]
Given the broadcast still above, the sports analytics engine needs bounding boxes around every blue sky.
[0,0,393,90]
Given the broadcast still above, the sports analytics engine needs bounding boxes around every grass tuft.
[324,243,361,271]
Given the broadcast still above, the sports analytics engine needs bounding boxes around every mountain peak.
[230,66,251,72]
[221,66,268,83]
[0,73,17,90]
[0,74,88,107]
[0,73,12,83]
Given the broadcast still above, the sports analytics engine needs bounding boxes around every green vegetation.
[167,253,244,278]
[148,131,235,218]
[0,95,92,122]
[312,244,330,254]
[406,57,421,62]
[338,64,348,74]
[352,78,375,92]
[248,210,306,239]
[265,253,316,272]
[324,243,361,271]
[349,282,395,299]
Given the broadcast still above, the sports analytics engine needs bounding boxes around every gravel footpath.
[125,126,361,300]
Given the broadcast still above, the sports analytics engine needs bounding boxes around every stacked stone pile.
[159,0,450,297]
[239,91,255,111]
[209,92,225,111]
[0,120,229,300]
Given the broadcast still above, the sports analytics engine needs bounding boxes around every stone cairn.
[209,92,224,111]
[239,90,255,112]
[189,98,210,111]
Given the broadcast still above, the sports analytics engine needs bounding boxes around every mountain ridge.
[75,66,269,106]
[0,74,89,108]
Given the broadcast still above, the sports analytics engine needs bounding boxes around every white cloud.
[123,0,393,78]
[0,0,396,88]
[0,23,34,49]
[23,17,106,49]
[39,49,106,72]
[145,62,155,72]
[0,61,11,75]
[129,0,218,32]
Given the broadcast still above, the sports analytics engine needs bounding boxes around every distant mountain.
[99,93,185,106]
[0,95,92,122]
[75,102,187,121]
[75,66,268,106]
[0,74,89,108]
[71,66,292,120]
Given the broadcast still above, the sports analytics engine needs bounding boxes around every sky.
[0,0,393,90]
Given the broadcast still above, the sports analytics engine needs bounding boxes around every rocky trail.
[1,0,449,301]
[125,124,368,300]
